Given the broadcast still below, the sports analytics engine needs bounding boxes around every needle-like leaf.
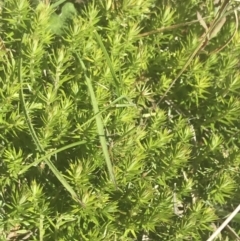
[18,48,85,207]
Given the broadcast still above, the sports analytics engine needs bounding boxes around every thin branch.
[207,204,240,241]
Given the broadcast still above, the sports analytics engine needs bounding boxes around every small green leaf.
[61,2,77,19]
[49,13,65,35]
[48,2,77,36]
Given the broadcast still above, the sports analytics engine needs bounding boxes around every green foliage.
[1,0,240,240]
[49,2,77,35]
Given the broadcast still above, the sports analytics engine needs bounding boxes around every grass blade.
[18,140,86,175]
[93,30,120,97]
[76,53,117,187]
[19,95,135,175]
[209,16,226,39]
[18,52,85,207]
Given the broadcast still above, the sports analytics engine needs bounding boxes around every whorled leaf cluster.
[0,0,240,240]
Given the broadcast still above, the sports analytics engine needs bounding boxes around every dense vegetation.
[1,0,240,240]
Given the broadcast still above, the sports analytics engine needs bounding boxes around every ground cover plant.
[1,0,240,240]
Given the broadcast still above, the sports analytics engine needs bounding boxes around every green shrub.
[1,0,240,240]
